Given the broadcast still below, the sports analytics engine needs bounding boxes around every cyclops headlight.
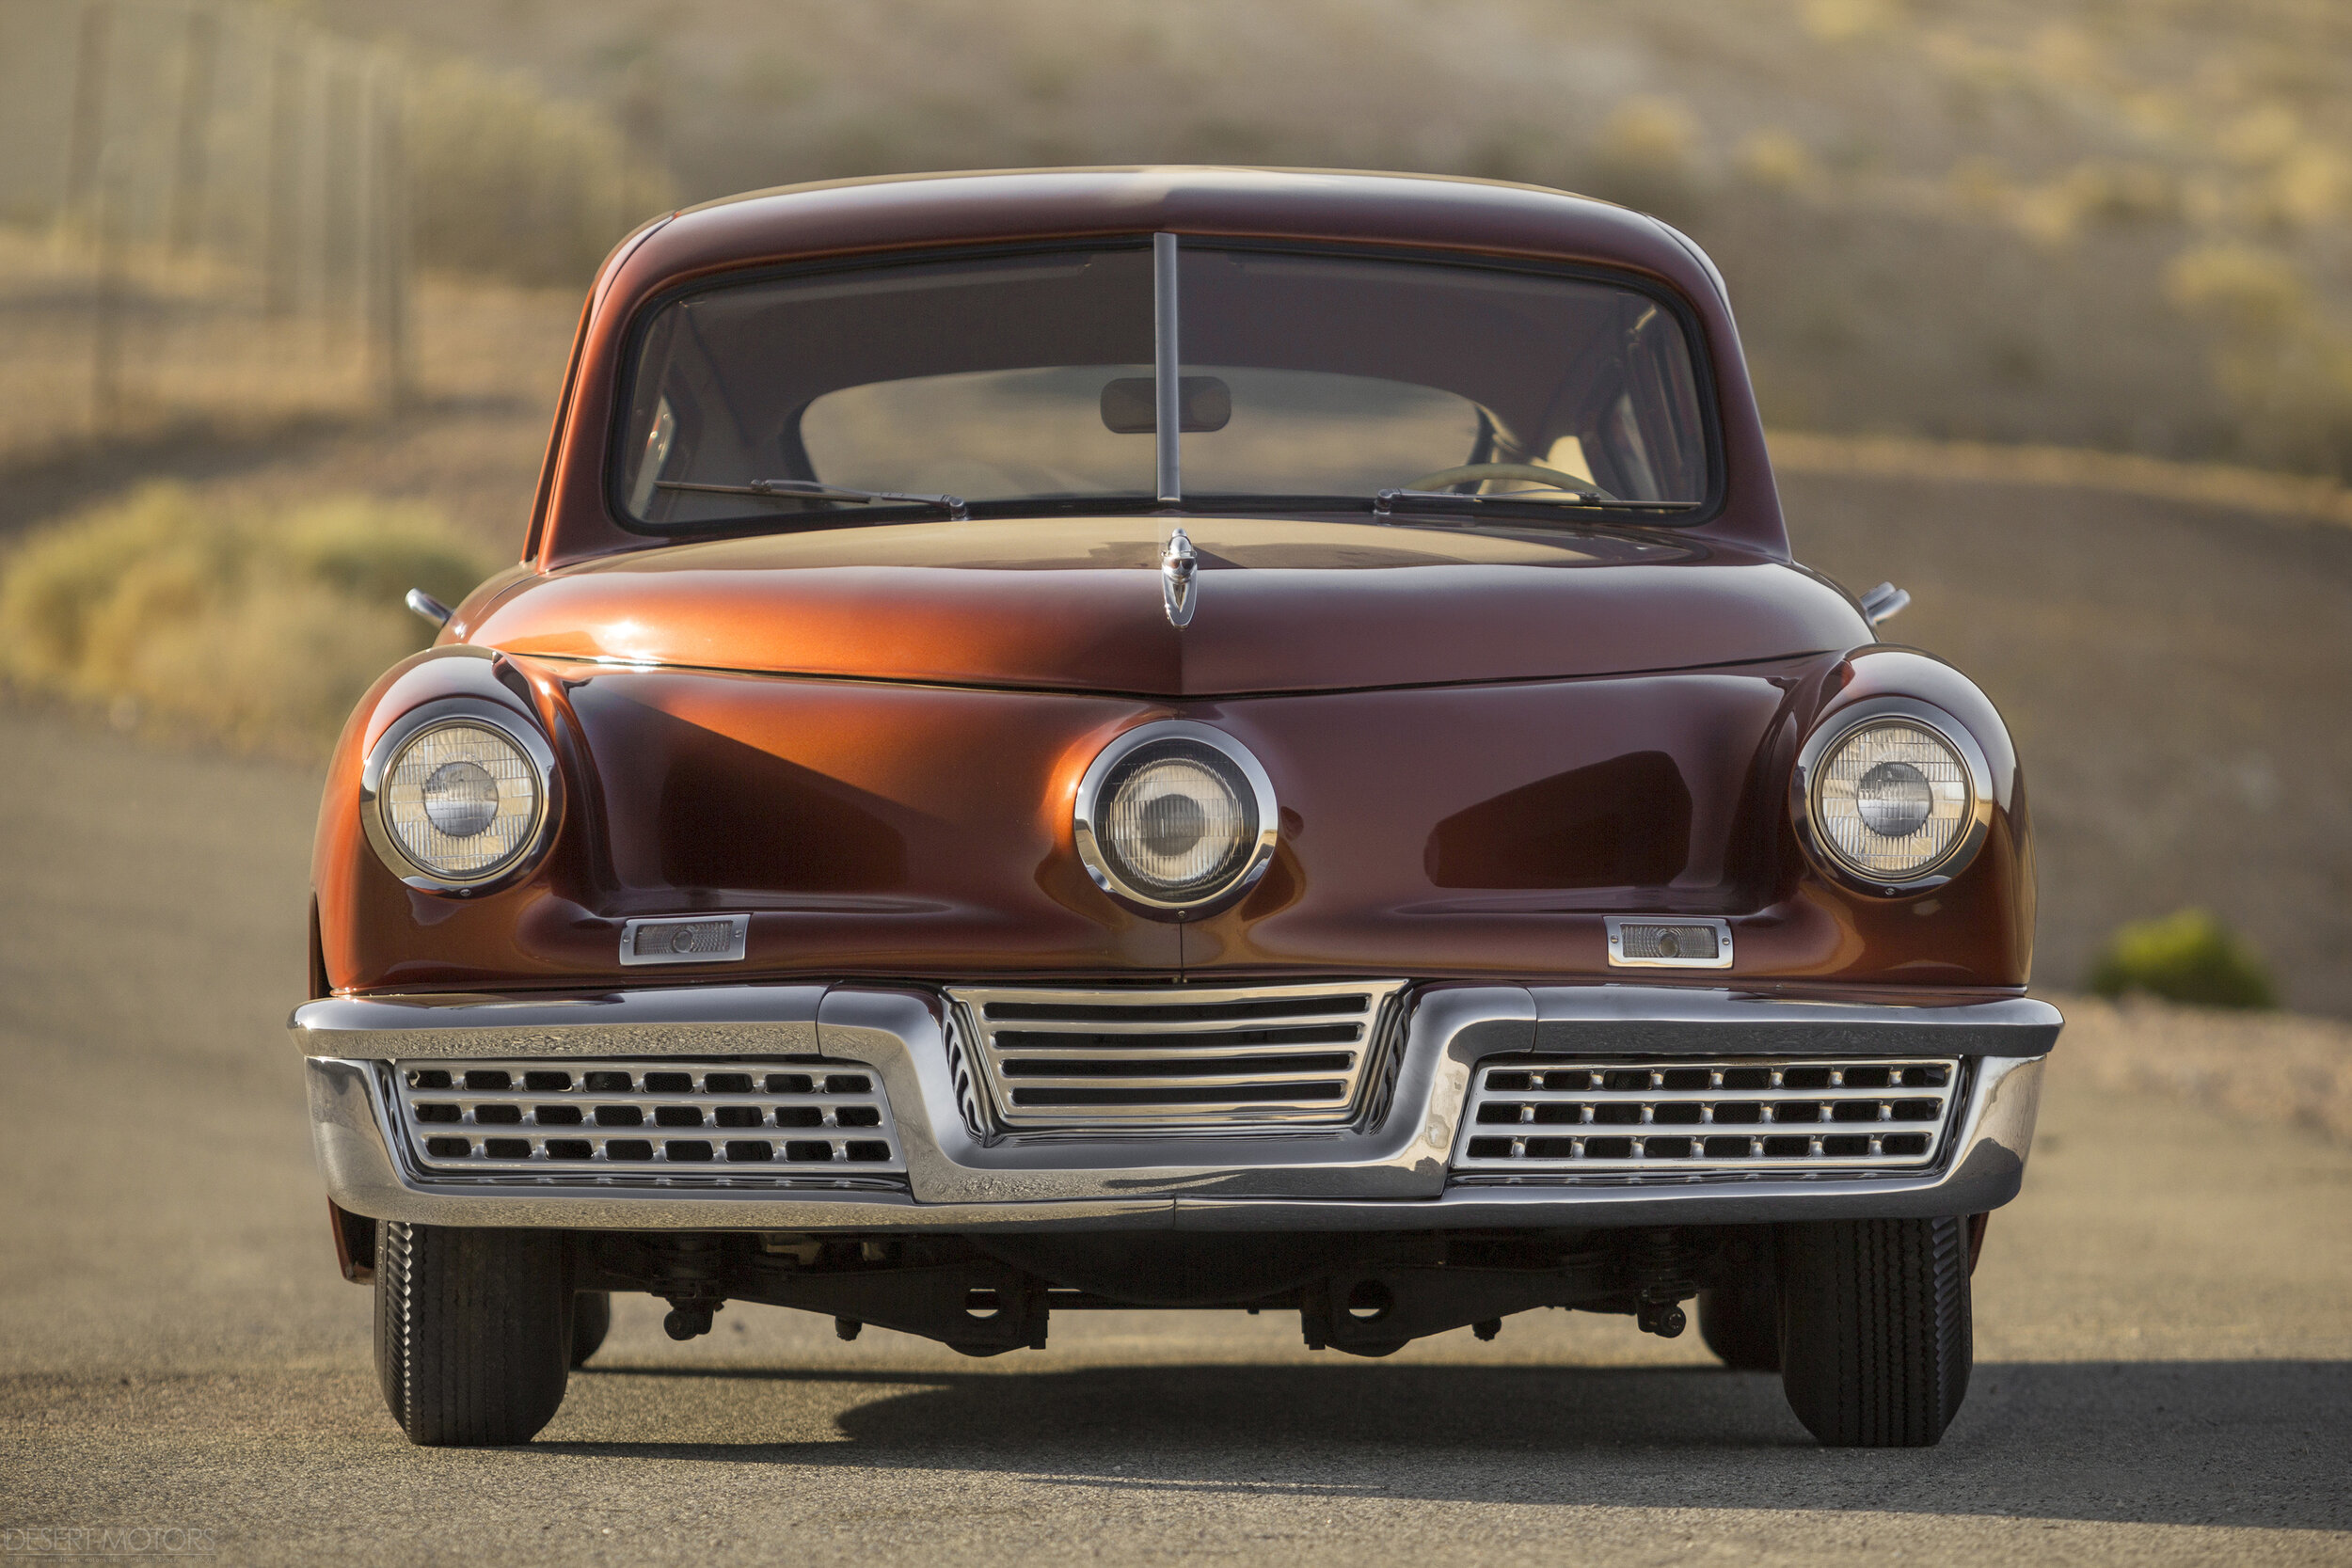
[1793,699,1992,895]
[361,701,557,893]
[1074,721,1279,916]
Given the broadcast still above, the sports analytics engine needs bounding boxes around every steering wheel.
[1402,463,1612,496]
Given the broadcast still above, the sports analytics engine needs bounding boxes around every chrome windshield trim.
[1153,230,1181,503]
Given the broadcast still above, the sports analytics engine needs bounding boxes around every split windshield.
[614,241,1711,531]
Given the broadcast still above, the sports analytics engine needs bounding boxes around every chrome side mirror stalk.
[1860,581,1911,626]
[405,589,454,629]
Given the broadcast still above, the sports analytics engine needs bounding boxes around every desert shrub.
[2165,244,2352,477]
[2088,908,2278,1010]
[408,58,674,286]
[0,483,500,755]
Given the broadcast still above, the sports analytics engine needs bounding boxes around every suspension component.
[1630,1227,1697,1339]
[663,1302,718,1340]
[654,1235,726,1341]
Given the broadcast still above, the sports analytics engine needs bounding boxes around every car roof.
[628,166,1719,306]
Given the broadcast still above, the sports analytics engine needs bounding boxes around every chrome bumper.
[297,983,2057,1231]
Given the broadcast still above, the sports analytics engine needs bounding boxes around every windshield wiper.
[1373,487,1701,518]
[656,479,969,520]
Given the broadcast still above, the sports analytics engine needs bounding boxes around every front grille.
[1454,1057,1962,1178]
[389,1059,904,1180]
[948,981,1408,1131]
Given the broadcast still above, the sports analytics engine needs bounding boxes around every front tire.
[570,1291,612,1368]
[373,1222,570,1447]
[1777,1216,1972,1448]
[1698,1275,1781,1372]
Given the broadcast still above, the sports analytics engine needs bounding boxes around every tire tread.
[373,1222,569,1447]
[1778,1216,1971,1447]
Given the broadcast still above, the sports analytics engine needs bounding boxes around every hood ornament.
[1162,526,1199,627]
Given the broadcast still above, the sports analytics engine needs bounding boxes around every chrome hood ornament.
[1162,525,1199,627]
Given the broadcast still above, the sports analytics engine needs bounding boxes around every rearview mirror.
[1100,375,1232,434]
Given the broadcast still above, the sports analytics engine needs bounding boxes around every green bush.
[0,483,501,756]
[2088,908,2278,1009]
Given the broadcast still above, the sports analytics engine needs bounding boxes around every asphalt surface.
[1,707,2347,1566]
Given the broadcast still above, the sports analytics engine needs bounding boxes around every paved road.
[1,708,2346,1566]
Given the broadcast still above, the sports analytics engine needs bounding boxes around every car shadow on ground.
[544,1358,2351,1531]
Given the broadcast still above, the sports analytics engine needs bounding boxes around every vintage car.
[295,167,2058,1449]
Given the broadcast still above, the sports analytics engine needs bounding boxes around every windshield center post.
[1152,231,1182,506]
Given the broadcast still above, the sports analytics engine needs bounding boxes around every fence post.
[324,52,358,332]
[263,38,300,314]
[366,57,411,408]
[167,5,219,256]
[62,0,113,243]
[91,162,126,436]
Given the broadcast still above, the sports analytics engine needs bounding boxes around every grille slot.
[949,981,1408,1131]
[390,1058,905,1180]
[1454,1057,1961,1177]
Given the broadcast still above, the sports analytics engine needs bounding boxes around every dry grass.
[0,483,500,757]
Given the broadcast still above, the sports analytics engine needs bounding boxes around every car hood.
[469,515,1867,694]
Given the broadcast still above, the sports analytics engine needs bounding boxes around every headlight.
[1793,699,1992,894]
[1074,721,1279,915]
[361,703,557,892]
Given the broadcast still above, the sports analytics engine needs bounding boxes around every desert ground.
[1,705,2346,1567]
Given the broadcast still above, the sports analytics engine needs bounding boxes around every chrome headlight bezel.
[1073,720,1279,919]
[1790,696,1994,897]
[360,698,560,895]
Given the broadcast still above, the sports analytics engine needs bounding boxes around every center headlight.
[1075,722,1278,914]
[362,705,556,891]
[1796,701,1990,891]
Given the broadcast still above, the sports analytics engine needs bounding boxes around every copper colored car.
[296,168,2058,1449]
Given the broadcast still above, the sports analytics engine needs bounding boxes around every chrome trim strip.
[1152,230,1181,504]
[301,982,2055,1228]
[1604,916,1734,969]
[291,985,826,1058]
[1528,986,2060,1057]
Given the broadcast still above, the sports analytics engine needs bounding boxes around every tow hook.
[663,1299,721,1340]
[1636,1298,1688,1338]
[656,1234,725,1339]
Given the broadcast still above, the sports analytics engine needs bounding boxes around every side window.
[1597,306,1705,501]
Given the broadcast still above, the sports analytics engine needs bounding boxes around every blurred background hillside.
[0,0,2345,1015]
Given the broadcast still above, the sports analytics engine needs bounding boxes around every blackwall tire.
[1777,1216,1972,1448]
[1698,1275,1782,1372]
[570,1291,612,1368]
[373,1222,570,1447]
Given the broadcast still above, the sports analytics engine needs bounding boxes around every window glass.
[1178,248,1708,502]
[616,249,1154,530]
[612,243,1710,530]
